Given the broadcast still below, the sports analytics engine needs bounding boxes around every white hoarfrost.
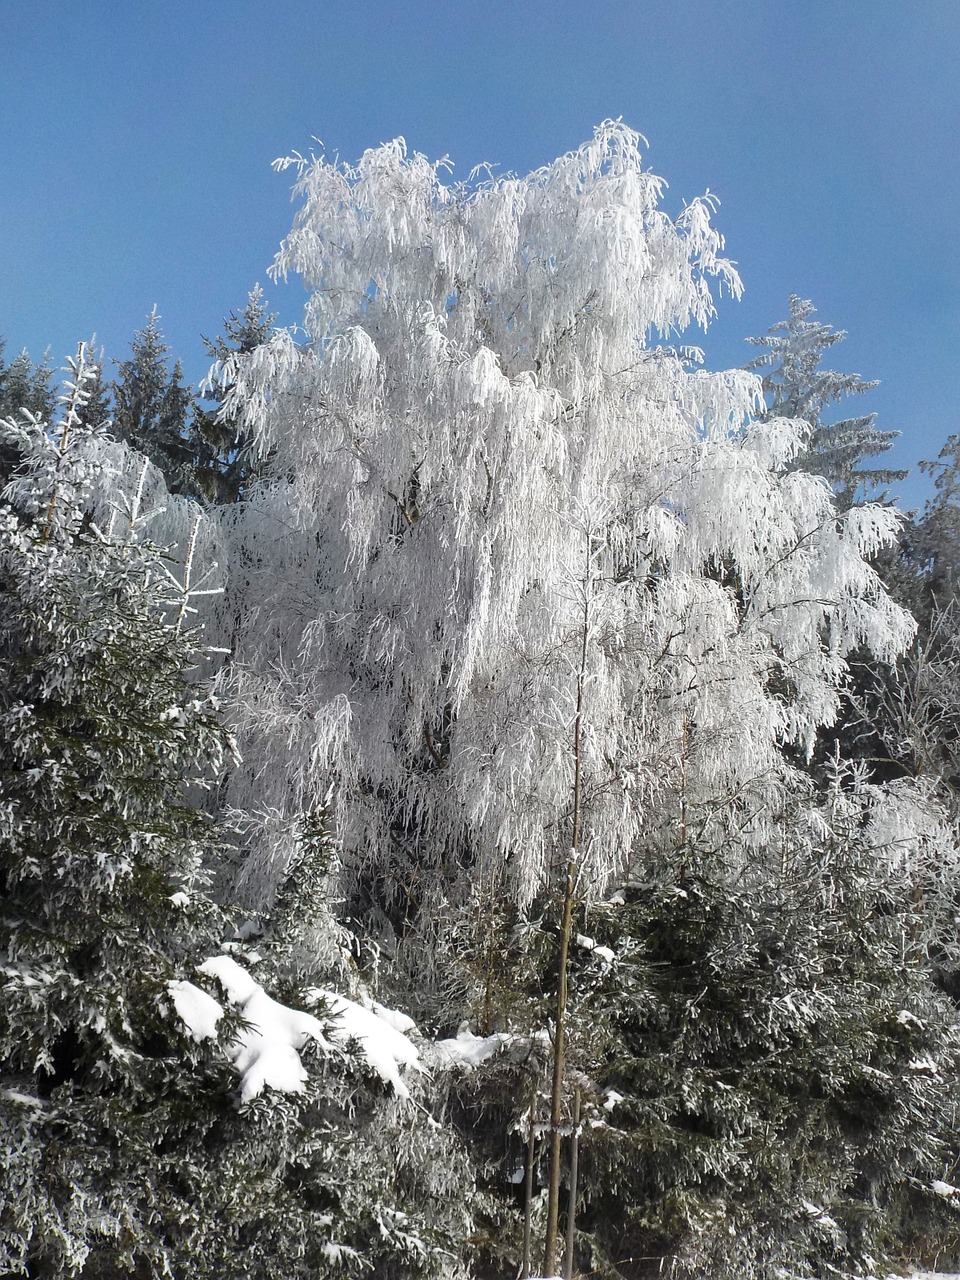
[204,122,914,926]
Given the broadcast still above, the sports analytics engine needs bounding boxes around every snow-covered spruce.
[0,350,475,1280]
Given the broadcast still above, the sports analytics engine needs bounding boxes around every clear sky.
[2,0,958,507]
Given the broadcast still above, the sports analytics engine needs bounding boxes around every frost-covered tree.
[746,296,906,510]
[213,123,911,945]
[202,125,919,1273]
[0,343,55,423]
[0,341,55,487]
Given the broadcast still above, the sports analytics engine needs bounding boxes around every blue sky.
[2,1,958,507]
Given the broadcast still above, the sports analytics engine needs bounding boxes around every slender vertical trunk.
[543,564,590,1278]
[679,714,688,848]
[481,873,499,1036]
[173,511,202,634]
[543,855,577,1276]
[562,1086,581,1280]
[521,1074,538,1279]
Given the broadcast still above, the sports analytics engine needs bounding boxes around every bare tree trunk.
[521,1074,538,1279]
[543,566,590,1278]
[543,855,576,1276]
[562,1085,581,1280]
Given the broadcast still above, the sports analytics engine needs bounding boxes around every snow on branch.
[210,123,915,914]
[166,956,422,1102]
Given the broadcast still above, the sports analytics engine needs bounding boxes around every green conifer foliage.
[194,285,276,503]
[0,350,230,1275]
[112,309,200,498]
[0,342,56,489]
[0,346,55,423]
[561,792,960,1280]
[0,350,480,1280]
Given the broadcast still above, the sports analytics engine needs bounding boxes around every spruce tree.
[0,347,482,1280]
[746,296,906,510]
[194,285,276,503]
[0,346,229,1274]
[0,345,55,422]
[112,309,199,498]
[0,342,55,488]
[562,777,960,1280]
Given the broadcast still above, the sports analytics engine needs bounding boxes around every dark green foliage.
[0,376,476,1279]
[193,285,276,503]
[112,310,201,498]
[0,496,232,1274]
[891,433,960,629]
[0,341,55,489]
[428,778,960,1280]
[108,290,275,506]
[0,345,55,423]
[568,840,960,1280]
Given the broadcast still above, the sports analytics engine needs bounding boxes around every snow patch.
[167,957,423,1104]
[199,956,334,1102]
[371,1000,418,1036]
[907,1055,940,1075]
[306,989,422,1099]
[1,1089,46,1111]
[431,1023,510,1068]
[576,934,616,967]
[167,979,224,1042]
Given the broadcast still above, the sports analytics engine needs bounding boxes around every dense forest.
[4,121,960,1280]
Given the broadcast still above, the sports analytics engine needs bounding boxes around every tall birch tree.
[206,128,919,1271]
[212,121,912,946]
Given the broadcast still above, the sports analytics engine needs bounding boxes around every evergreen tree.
[0,346,229,1274]
[892,433,960,624]
[0,347,476,1279]
[194,285,276,503]
[0,344,55,422]
[0,342,55,488]
[112,309,199,497]
[566,779,960,1280]
[73,354,112,432]
[745,296,906,510]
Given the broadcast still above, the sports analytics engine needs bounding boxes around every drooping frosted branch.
[211,122,914,917]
